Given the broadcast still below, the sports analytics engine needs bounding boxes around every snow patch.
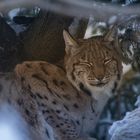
[109,101,140,140]
[0,104,30,140]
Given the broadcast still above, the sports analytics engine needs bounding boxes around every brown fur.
[64,30,122,99]
[0,30,122,140]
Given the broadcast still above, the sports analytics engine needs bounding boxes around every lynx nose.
[96,75,104,81]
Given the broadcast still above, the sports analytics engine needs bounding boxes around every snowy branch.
[109,96,140,140]
[0,0,140,20]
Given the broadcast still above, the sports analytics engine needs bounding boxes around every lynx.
[0,29,122,140]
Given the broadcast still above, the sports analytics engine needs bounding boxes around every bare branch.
[0,0,140,20]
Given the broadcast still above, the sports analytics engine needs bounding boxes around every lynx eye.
[79,62,92,67]
[77,70,85,75]
[104,59,112,64]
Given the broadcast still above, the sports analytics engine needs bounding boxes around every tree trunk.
[20,10,88,63]
[0,16,20,72]
[0,10,88,71]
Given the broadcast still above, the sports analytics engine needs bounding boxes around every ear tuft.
[63,30,78,54]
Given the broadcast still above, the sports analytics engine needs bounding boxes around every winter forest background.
[0,0,140,140]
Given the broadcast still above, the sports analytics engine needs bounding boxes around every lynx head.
[63,29,122,98]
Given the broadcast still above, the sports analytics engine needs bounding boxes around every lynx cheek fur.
[63,30,122,100]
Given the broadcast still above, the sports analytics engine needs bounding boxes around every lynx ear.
[104,25,117,42]
[63,30,78,54]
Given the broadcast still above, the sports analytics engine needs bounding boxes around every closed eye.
[77,71,85,75]
[104,59,112,64]
[79,62,92,67]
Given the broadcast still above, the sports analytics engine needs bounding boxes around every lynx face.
[63,30,122,96]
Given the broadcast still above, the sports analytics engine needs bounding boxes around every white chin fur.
[86,81,114,100]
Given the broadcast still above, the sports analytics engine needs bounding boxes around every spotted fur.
[0,30,122,140]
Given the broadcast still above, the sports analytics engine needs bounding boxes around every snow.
[0,104,30,140]
[135,95,140,107]
[8,8,20,20]
[109,96,140,140]
[122,63,131,74]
